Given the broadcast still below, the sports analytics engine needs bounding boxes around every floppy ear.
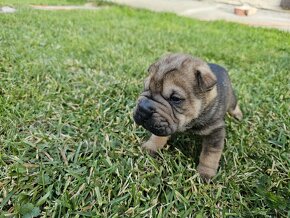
[147,57,161,74]
[195,66,217,92]
[147,63,155,73]
[148,62,159,74]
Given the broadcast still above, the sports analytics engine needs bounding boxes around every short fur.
[133,53,242,181]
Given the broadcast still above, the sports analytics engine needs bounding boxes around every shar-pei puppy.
[133,53,243,181]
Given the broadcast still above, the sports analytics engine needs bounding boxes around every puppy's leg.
[197,127,225,181]
[142,134,169,153]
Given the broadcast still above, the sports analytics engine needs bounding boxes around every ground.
[0,1,289,217]
[114,0,290,32]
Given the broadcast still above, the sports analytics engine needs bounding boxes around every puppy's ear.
[147,63,157,74]
[148,57,161,74]
[195,66,217,92]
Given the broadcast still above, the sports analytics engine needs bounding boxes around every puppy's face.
[133,54,217,136]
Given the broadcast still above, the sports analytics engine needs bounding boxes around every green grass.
[0,0,88,6]
[0,1,289,217]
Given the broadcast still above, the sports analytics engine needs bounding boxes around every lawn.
[0,1,289,217]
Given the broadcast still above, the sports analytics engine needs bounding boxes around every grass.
[0,0,88,6]
[0,1,289,217]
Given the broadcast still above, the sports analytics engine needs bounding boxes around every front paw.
[141,141,158,156]
[197,164,217,182]
[141,141,157,157]
[140,135,169,156]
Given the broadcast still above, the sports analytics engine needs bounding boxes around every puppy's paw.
[141,141,158,156]
[197,164,217,182]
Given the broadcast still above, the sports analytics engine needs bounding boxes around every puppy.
[133,53,242,181]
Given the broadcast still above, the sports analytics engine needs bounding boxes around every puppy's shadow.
[167,131,202,165]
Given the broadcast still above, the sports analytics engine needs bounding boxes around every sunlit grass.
[0,2,289,217]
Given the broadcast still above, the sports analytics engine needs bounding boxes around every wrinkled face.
[133,54,217,136]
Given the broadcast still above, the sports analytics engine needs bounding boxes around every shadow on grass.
[167,131,202,165]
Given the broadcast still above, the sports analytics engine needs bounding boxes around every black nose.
[138,98,154,120]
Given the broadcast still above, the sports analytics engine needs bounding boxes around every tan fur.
[229,104,243,120]
[162,75,203,126]
[142,135,169,152]
[204,86,218,107]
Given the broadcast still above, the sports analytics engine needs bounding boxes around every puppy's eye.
[169,95,183,104]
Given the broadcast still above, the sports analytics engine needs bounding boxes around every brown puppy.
[133,53,242,181]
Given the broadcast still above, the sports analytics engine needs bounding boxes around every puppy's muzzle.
[133,98,154,125]
[133,98,174,136]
